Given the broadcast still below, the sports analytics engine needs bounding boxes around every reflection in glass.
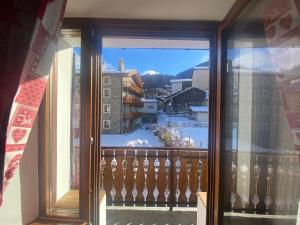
[222,1,300,224]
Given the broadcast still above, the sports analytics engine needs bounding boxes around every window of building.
[103,76,111,85]
[103,88,111,98]
[146,105,154,109]
[103,104,111,113]
[260,89,269,97]
[103,120,110,129]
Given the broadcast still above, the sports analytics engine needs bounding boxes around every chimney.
[118,59,125,72]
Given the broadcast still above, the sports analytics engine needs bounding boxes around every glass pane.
[99,37,210,221]
[47,30,81,215]
[222,1,300,224]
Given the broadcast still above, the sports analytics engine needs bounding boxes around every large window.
[45,30,81,216]
[221,1,300,224]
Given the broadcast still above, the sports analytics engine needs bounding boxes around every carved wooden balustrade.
[100,147,208,208]
[224,151,300,215]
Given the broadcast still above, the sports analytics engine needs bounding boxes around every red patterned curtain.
[0,0,66,206]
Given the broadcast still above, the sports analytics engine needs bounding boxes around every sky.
[102,48,209,75]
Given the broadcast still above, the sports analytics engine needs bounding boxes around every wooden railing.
[100,147,208,208]
[123,112,142,119]
[123,81,143,96]
[224,151,300,215]
[123,96,144,107]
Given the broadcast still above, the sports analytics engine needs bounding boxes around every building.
[144,88,169,99]
[161,87,207,113]
[170,78,192,93]
[192,61,209,91]
[189,106,208,122]
[102,60,144,134]
[142,98,159,123]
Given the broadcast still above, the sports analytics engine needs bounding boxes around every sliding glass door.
[221,0,300,224]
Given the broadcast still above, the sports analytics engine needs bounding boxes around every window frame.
[103,76,111,85]
[103,88,111,98]
[103,104,111,113]
[103,120,111,129]
[59,18,222,225]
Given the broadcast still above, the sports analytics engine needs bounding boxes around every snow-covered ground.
[157,113,208,148]
[101,128,163,147]
[101,112,208,148]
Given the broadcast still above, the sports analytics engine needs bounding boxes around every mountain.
[142,74,173,89]
[175,61,209,79]
[142,61,209,89]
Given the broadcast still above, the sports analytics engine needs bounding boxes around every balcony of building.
[123,112,143,119]
[123,95,144,107]
[123,80,144,96]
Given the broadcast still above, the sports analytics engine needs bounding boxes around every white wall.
[171,82,182,93]
[0,119,39,225]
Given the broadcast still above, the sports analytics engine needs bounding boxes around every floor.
[107,207,197,225]
[54,189,80,209]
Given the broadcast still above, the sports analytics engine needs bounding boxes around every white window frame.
[103,120,111,129]
[103,76,111,85]
[103,104,111,113]
[103,88,111,98]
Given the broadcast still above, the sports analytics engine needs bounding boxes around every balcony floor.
[107,207,197,225]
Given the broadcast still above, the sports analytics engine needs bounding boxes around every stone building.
[102,60,144,134]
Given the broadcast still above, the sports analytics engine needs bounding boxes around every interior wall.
[0,119,39,225]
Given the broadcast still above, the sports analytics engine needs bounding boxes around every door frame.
[211,1,252,225]
[63,18,219,225]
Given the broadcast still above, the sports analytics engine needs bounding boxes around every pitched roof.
[162,86,205,102]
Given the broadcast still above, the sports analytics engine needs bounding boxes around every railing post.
[169,149,174,211]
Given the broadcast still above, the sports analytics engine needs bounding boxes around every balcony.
[123,81,143,96]
[100,147,208,208]
[123,112,142,119]
[123,95,144,107]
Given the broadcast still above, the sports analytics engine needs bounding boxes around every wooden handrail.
[100,147,208,208]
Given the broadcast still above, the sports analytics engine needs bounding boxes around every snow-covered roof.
[162,87,205,102]
[142,98,158,103]
[189,106,208,112]
[170,78,192,83]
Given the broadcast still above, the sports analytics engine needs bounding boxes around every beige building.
[192,64,209,91]
[102,60,144,134]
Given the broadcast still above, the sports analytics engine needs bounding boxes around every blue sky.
[102,48,209,75]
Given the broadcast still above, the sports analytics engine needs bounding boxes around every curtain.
[0,0,66,206]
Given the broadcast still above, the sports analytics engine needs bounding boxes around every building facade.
[162,87,207,113]
[170,78,192,93]
[102,64,144,134]
[142,98,159,123]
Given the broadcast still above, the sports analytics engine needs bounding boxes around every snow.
[157,113,208,148]
[189,106,208,112]
[170,79,192,83]
[101,128,163,147]
[142,98,158,103]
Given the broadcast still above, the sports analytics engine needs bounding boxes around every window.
[103,120,110,129]
[103,104,111,113]
[261,106,269,114]
[221,1,300,225]
[103,88,111,98]
[103,76,111,85]
[260,89,269,97]
[43,30,81,217]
